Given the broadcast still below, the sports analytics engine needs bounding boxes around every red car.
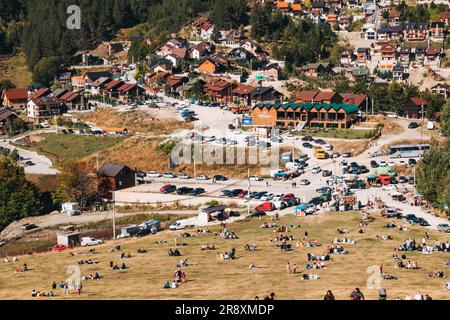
[237,190,248,198]
[52,244,67,252]
[281,193,295,201]
[255,202,275,212]
[160,184,176,193]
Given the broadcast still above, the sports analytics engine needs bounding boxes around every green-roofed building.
[252,101,360,129]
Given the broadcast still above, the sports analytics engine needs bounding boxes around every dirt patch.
[77,109,192,135]
[332,140,370,156]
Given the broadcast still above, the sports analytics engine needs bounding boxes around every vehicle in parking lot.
[331,152,340,158]
[213,175,228,181]
[237,190,248,198]
[247,210,267,218]
[81,237,103,247]
[322,170,332,177]
[160,184,177,193]
[177,187,194,195]
[358,165,369,174]
[255,202,275,211]
[408,122,419,129]
[370,160,379,168]
[342,151,352,158]
[270,136,283,143]
[302,136,313,141]
[416,217,430,226]
[147,171,161,178]
[52,244,68,251]
[25,160,35,166]
[404,214,418,224]
[284,198,299,207]
[408,159,417,166]
[260,193,274,201]
[169,220,191,231]
[21,223,37,231]
[196,175,209,180]
[379,161,387,167]
[215,138,227,145]
[163,172,176,178]
[253,191,268,199]
[302,142,313,149]
[314,139,326,145]
[281,193,295,201]
[312,165,321,174]
[178,173,191,179]
[257,141,271,148]
[228,189,243,197]
[190,188,206,196]
[299,179,310,185]
[226,139,238,145]
[437,224,450,233]
[316,186,332,194]
[408,176,415,185]
[324,144,333,151]
[249,175,263,181]
[398,176,407,184]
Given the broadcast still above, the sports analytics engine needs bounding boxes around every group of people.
[168,248,181,256]
[2,256,18,263]
[31,289,54,297]
[306,261,328,270]
[333,238,355,244]
[220,228,238,239]
[109,261,127,270]
[77,259,97,265]
[163,269,187,289]
[295,240,320,248]
[201,244,216,251]
[82,273,102,280]
[428,269,446,278]
[307,253,331,262]
[326,245,348,255]
[244,243,257,252]
[218,248,236,261]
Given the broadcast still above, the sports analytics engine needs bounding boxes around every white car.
[147,171,161,178]
[379,161,387,167]
[169,221,189,231]
[80,237,103,247]
[312,166,322,174]
[249,176,263,181]
[178,173,191,179]
[163,172,177,178]
[324,144,333,151]
[284,135,299,141]
[260,193,274,201]
[299,179,310,185]
[272,193,285,201]
[196,175,209,181]
[382,184,397,191]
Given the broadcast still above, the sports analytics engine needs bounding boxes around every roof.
[291,3,302,11]
[232,84,256,95]
[426,46,441,55]
[296,91,319,102]
[0,108,14,121]
[105,80,125,91]
[98,163,131,177]
[29,96,61,107]
[117,83,137,93]
[277,1,289,9]
[84,71,112,82]
[2,88,28,101]
[59,91,80,102]
[407,97,428,106]
[314,91,341,103]
[166,75,188,87]
[254,102,359,114]
[31,88,51,99]
[341,93,367,107]
[251,86,274,97]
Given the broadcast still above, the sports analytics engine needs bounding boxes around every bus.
[388,144,430,158]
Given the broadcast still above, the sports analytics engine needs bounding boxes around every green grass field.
[29,134,124,165]
[0,212,448,300]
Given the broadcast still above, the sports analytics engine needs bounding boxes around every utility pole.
[420,104,425,145]
[247,168,251,216]
[112,191,116,240]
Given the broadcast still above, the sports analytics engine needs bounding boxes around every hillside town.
[0,0,449,303]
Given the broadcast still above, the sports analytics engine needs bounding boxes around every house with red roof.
[402,97,428,119]
[232,84,257,106]
[203,79,236,104]
[27,95,63,124]
[0,109,16,135]
[117,83,145,103]
[1,88,28,110]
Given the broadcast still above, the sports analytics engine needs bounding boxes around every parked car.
[324,144,333,151]
[81,237,103,247]
[302,142,313,149]
[249,175,263,181]
[370,160,379,168]
[404,214,418,224]
[302,136,313,141]
[316,187,332,194]
[169,220,191,231]
[177,187,194,195]
[147,171,161,178]
[196,175,209,181]
[190,188,205,196]
[178,173,191,179]
[398,176,408,184]
[213,175,228,181]
[322,170,332,177]
[281,193,295,201]
[312,165,322,174]
[342,151,352,158]
[255,202,275,212]
[247,210,267,218]
[314,139,326,145]
[52,244,68,252]
[331,152,340,158]
[437,224,450,233]
[253,191,268,199]
[237,190,248,198]
[408,122,419,129]
[408,176,415,185]
[25,161,35,167]
[408,159,417,166]
[416,217,430,226]
[228,189,243,197]
[299,179,310,185]
[379,161,387,167]
[260,193,274,201]
[162,172,177,178]
[160,184,177,193]
[21,223,37,231]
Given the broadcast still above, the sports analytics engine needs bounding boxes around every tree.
[53,160,99,208]
[440,102,450,137]
[209,0,248,29]
[0,156,42,231]
[32,56,62,86]
[0,80,15,94]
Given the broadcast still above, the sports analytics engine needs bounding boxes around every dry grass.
[0,53,32,88]
[85,137,276,178]
[0,212,449,300]
[332,140,370,156]
[77,109,192,135]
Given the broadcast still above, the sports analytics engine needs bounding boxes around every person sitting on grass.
[324,290,335,300]
[163,281,170,289]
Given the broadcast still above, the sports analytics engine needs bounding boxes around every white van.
[286,162,302,170]
[61,203,81,216]
[80,237,103,246]
[169,220,189,231]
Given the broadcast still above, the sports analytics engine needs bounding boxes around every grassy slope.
[0,53,32,88]
[30,133,124,165]
[0,212,448,300]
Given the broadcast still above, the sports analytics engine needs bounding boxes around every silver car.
[437,224,450,233]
